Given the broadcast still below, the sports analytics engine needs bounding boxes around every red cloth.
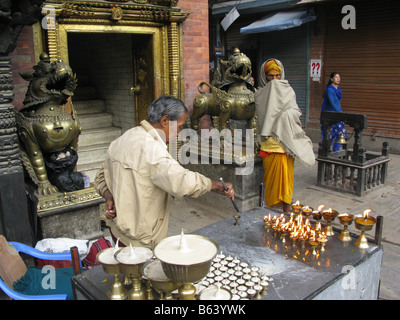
[259,150,272,157]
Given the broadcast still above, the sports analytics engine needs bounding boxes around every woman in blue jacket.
[321,72,347,151]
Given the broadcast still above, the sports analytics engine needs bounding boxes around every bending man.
[95,95,234,248]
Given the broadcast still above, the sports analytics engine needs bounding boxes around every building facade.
[211,0,400,153]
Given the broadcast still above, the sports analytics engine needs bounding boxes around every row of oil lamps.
[263,201,377,251]
[196,252,271,300]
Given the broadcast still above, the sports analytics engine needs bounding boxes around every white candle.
[154,235,218,265]
[199,285,231,300]
[115,246,153,265]
[98,247,118,265]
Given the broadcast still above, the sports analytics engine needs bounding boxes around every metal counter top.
[193,207,382,300]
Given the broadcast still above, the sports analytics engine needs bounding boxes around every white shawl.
[256,59,315,166]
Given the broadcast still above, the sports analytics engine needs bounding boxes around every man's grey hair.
[148,95,188,124]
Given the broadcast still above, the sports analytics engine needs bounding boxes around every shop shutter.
[223,17,309,125]
[324,1,400,138]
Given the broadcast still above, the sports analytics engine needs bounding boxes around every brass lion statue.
[16,53,83,196]
[190,48,257,136]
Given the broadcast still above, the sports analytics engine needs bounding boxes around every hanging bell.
[337,131,347,145]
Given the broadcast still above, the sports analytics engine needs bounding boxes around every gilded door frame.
[56,23,168,101]
[41,1,188,121]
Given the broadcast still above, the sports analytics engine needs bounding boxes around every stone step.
[77,142,109,166]
[78,126,121,147]
[74,99,106,114]
[76,160,105,183]
[79,112,113,130]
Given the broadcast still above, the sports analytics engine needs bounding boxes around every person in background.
[95,95,235,248]
[321,72,347,152]
[256,59,315,213]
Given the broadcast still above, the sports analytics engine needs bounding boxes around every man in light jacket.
[95,95,235,248]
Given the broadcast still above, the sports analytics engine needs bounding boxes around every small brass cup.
[322,209,339,236]
[338,214,354,242]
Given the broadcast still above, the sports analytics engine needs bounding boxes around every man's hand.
[104,190,116,219]
[211,180,235,200]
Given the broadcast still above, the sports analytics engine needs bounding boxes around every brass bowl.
[114,247,153,278]
[154,235,219,284]
[96,247,120,275]
[142,259,182,293]
[338,213,354,226]
[354,216,376,232]
[312,211,322,221]
[322,209,339,221]
[301,206,314,217]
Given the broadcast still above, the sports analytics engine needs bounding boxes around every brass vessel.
[96,248,127,300]
[154,235,219,300]
[322,209,338,236]
[338,213,354,242]
[114,246,153,300]
[142,259,182,300]
[354,215,376,249]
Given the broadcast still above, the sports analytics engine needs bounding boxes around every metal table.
[194,207,383,300]
[72,208,382,300]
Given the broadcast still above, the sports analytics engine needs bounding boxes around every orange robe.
[260,137,294,207]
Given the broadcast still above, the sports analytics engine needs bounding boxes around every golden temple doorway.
[39,1,189,181]
[67,31,154,129]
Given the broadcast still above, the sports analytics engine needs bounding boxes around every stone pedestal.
[177,124,261,213]
[37,186,104,240]
[183,159,263,213]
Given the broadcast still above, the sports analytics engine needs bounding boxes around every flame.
[363,209,372,219]
[297,214,303,224]
[295,200,300,206]
[318,204,325,212]
[328,208,333,213]
[291,231,299,239]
